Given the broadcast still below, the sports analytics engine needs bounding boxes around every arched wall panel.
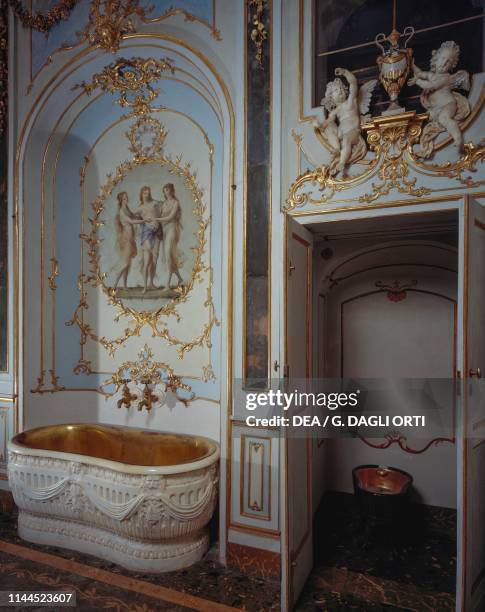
[18,38,233,446]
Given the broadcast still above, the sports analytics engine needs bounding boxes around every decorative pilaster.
[0,1,8,373]
[244,0,271,386]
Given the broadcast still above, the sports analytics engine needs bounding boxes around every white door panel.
[285,217,314,608]
[461,199,485,611]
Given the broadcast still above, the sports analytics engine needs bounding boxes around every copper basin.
[11,423,216,467]
[353,465,412,496]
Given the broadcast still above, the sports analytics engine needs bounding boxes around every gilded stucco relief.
[23,48,226,412]
[288,0,485,213]
[25,0,220,91]
[60,58,217,408]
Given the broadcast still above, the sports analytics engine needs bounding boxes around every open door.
[285,217,314,608]
[460,198,485,611]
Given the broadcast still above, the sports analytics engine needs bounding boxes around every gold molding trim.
[27,2,222,92]
[475,218,485,232]
[409,142,485,186]
[47,258,59,291]
[0,4,7,137]
[31,369,65,394]
[228,522,280,539]
[240,434,272,521]
[142,1,221,41]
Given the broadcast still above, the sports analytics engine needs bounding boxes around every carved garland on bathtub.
[9,453,219,566]
[13,467,217,522]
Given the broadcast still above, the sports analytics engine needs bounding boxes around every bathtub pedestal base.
[18,511,210,573]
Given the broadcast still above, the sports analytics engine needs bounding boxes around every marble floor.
[0,508,280,611]
[0,494,457,611]
[296,492,456,611]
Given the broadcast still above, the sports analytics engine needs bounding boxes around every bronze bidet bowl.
[353,465,413,496]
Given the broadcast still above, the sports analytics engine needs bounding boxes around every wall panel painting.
[98,163,201,307]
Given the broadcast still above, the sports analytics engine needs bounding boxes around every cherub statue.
[409,41,470,158]
[314,68,377,177]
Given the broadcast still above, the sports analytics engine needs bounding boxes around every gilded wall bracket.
[100,344,195,411]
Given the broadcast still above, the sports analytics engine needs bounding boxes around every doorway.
[285,207,469,610]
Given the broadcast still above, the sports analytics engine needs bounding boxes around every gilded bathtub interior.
[11,424,216,467]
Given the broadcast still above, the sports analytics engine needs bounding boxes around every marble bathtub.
[7,423,220,572]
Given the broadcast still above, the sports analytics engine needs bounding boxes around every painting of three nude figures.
[99,164,200,306]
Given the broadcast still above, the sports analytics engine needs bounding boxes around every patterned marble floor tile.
[0,510,279,611]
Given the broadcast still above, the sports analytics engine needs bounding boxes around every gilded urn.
[375,27,415,112]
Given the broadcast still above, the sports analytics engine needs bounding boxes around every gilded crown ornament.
[375,26,415,113]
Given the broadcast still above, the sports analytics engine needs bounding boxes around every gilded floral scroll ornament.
[248,0,268,66]
[31,369,66,394]
[286,36,484,212]
[8,0,77,33]
[358,111,432,203]
[48,258,59,291]
[100,344,195,410]
[285,108,485,211]
[79,0,153,53]
[72,57,175,116]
